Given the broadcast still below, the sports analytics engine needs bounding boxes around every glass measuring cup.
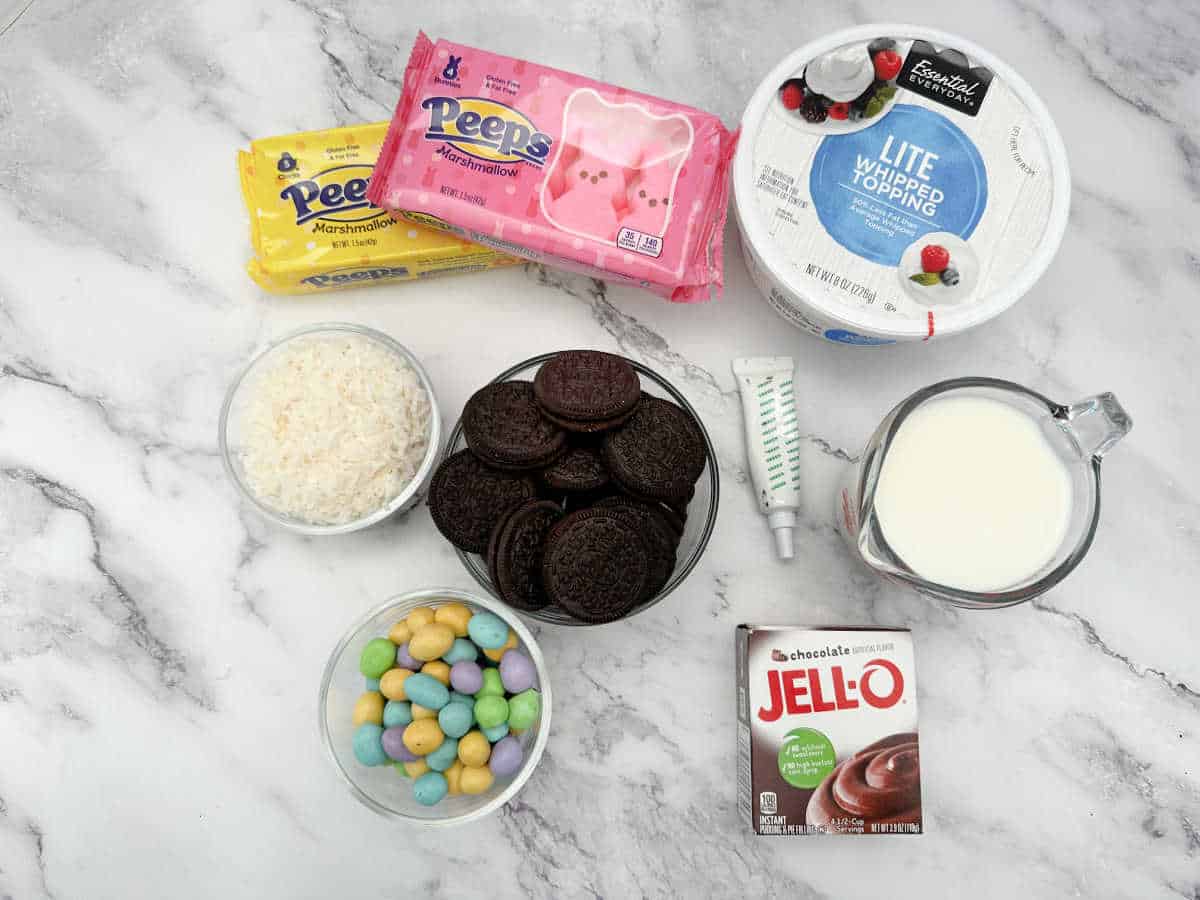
[837,377,1132,608]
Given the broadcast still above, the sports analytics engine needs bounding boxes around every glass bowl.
[219,322,442,535]
[318,587,552,825]
[444,352,720,626]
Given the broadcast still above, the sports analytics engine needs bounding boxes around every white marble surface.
[1,1,1198,897]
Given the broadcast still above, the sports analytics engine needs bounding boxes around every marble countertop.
[2,1,1198,897]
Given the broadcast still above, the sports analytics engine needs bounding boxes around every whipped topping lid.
[804,45,875,102]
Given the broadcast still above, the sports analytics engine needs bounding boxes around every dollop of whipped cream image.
[805,45,875,102]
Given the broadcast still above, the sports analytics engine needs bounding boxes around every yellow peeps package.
[239,122,517,294]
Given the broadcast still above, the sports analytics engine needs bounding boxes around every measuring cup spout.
[1058,393,1132,459]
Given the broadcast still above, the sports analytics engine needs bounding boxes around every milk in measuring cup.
[873,395,1072,591]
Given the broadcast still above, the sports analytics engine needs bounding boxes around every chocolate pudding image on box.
[736,626,922,835]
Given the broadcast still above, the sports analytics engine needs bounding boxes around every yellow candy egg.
[421,660,452,686]
[411,703,437,720]
[352,692,384,726]
[434,602,473,637]
[460,765,495,795]
[409,622,456,661]
[457,730,491,767]
[379,668,413,701]
[403,759,429,778]
[406,607,436,631]
[403,718,445,756]
[444,760,464,795]
[483,629,518,662]
[387,620,412,646]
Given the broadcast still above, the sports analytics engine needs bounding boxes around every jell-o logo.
[757,658,904,722]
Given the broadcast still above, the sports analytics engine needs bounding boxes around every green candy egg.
[443,638,479,664]
[474,695,508,730]
[477,668,504,697]
[359,638,397,679]
[425,737,460,772]
[413,771,449,806]
[394,761,411,778]
[507,689,541,731]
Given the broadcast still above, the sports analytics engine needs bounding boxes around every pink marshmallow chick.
[620,141,686,237]
[542,142,632,242]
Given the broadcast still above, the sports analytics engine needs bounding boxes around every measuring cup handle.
[1060,393,1133,459]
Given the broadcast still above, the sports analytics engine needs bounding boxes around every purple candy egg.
[499,650,536,694]
[396,642,420,671]
[450,660,483,695]
[488,736,524,777]
[381,726,417,762]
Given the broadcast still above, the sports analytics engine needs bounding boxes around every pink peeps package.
[368,32,739,302]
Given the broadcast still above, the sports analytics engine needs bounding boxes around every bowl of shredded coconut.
[220,323,440,534]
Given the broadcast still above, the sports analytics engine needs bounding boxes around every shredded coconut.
[236,333,432,525]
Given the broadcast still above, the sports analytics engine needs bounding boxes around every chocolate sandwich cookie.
[602,395,706,501]
[428,449,539,553]
[590,496,678,600]
[541,445,609,493]
[542,507,649,623]
[538,402,638,434]
[492,500,564,611]
[534,350,641,426]
[463,380,567,470]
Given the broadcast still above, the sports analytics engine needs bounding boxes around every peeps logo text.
[300,266,410,288]
[279,164,384,226]
[422,96,552,167]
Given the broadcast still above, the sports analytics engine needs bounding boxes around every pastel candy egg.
[467,611,509,649]
[458,730,491,767]
[387,620,411,646]
[403,718,445,756]
[438,701,474,739]
[383,700,413,729]
[482,722,509,743]
[449,691,475,707]
[434,602,473,637]
[413,771,449,806]
[404,673,450,710]
[499,650,536,693]
[403,759,429,778]
[359,638,397,679]
[395,642,421,671]
[352,723,388,766]
[364,678,381,692]
[411,703,437,720]
[352,691,384,726]
[425,737,460,772]
[483,630,518,662]
[421,660,452,686]
[381,726,418,762]
[507,689,541,731]
[478,668,505,697]
[474,695,509,730]
[450,661,484,694]
[444,760,464,795]
[489,736,524,777]
[379,668,413,701]
[460,765,495,795]
[406,607,436,631]
[409,622,456,661]
[443,638,479,664]
[394,762,411,778]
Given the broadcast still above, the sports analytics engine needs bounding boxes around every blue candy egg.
[438,701,474,739]
[412,771,449,806]
[365,678,381,692]
[352,723,388,766]
[482,722,510,743]
[425,737,460,772]
[449,691,475,707]
[467,612,509,649]
[403,672,450,710]
[383,700,413,729]
[443,638,479,664]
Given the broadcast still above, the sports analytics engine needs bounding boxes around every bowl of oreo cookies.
[428,350,718,625]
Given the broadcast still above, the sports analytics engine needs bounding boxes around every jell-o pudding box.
[367,33,739,302]
[736,625,922,835]
[239,122,517,294]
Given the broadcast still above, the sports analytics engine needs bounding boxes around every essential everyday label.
[736,626,922,836]
[749,34,1056,328]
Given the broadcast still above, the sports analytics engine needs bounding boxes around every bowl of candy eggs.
[319,588,551,824]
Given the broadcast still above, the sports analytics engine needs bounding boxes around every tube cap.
[767,510,797,560]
